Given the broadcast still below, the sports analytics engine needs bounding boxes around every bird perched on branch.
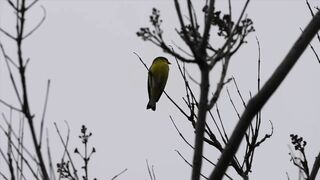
[147,56,170,111]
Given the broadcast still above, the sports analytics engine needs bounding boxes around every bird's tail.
[146,101,156,111]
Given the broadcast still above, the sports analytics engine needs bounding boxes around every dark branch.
[110,168,128,180]
[23,6,46,39]
[39,80,51,148]
[309,152,320,180]
[209,10,320,180]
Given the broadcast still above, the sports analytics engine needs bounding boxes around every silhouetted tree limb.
[110,168,127,180]
[309,152,320,180]
[209,10,320,180]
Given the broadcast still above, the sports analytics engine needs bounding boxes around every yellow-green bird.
[147,56,171,111]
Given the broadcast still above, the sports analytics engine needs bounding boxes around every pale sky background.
[1,0,320,180]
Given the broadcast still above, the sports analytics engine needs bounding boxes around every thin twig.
[0,171,9,180]
[110,168,128,180]
[175,150,209,180]
[187,0,198,44]
[39,79,51,148]
[208,51,232,110]
[232,76,246,108]
[46,129,57,180]
[0,123,39,180]
[1,113,37,162]
[7,116,16,180]
[23,6,46,39]
[0,42,19,68]
[308,42,320,63]
[17,113,25,180]
[300,27,320,64]
[171,41,193,57]
[146,160,153,180]
[0,99,21,112]
[215,104,229,143]
[0,27,16,40]
[6,0,18,11]
[226,87,240,119]
[54,122,79,180]
[151,165,156,180]
[0,43,23,105]
[174,0,196,55]
[26,0,39,10]
[305,0,320,43]
[169,116,216,167]
[208,109,226,145]
[199,0,215,53]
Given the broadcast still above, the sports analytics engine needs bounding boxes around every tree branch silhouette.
[209,10,320,180]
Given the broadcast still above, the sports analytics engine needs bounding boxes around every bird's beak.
[168,61,171,64]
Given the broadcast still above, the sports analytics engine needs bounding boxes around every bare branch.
[0,99,22,112]
[207,109,226,145]
[46,130,57,180]
[256,37,261,92]
[170,116,218,167]
[0,43,23,105]
[232,76,246,108]
[309,152,320,180]
[308,41,320,63]
[171,41,193,57]
[146,160,154,180]
[26,0,39,10]
[254,120,273,148]
[0,123,39,180]
[207,53,231,109]
[226,87,240,119]
[1,114,38,163]
[0,28,16,40]
[39,80,51,148]
[0,171,9,180]
[7,118,16,180]
[174,0,196,55]
[199,0,215,54]
[23,6,46,39]
[175,150,210,180]
[110,168,128,180]
[215,104,229,143]
[161,40,195,63]
[299,27,320,64]
[54,122,79,180]
[305,0,320,43]
[0,42,19,68]
[187,0,198,44]
[6,0,18,11]
[209,10,320,180]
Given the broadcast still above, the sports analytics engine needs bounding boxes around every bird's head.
[154,56,171,65]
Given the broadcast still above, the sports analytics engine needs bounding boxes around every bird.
[147,56,171,111]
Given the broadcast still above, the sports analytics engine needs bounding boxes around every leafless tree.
[0,0,50,179]
[0,1,123,180]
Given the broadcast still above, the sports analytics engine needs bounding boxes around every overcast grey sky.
[1,0,320,179]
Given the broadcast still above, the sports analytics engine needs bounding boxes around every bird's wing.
[154,74,167,102]
[147,71,152,100]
